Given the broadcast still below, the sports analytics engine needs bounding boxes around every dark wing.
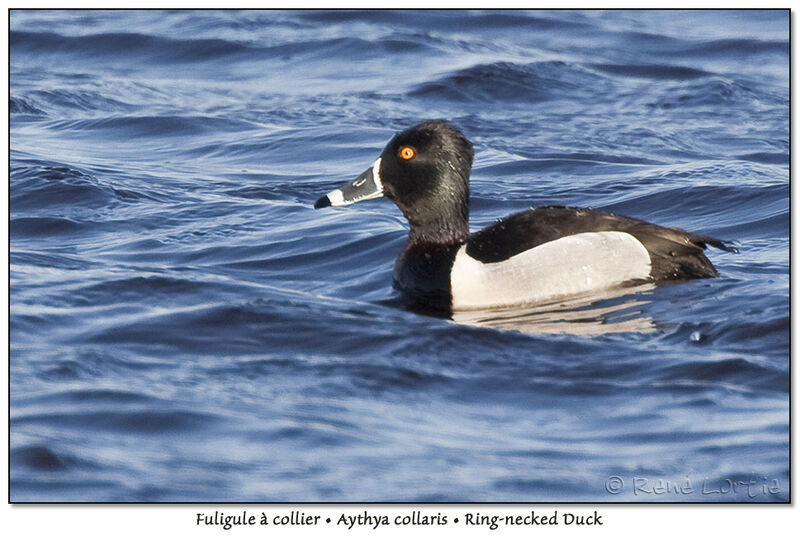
[465,206,736,280]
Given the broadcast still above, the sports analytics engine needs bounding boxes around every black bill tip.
[314,195,331,210]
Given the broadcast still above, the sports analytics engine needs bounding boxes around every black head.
[314,120,474,244]
[378,120,473,241]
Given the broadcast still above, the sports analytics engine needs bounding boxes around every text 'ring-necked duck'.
[314,120,736,312]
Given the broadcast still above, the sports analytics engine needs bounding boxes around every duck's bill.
[314,158,384,209]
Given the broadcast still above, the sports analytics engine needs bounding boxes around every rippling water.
[10,10,789,502]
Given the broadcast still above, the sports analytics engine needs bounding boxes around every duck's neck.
[397,163,472,246]
[406,207,470,246]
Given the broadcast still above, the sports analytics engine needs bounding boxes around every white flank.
[450,231,652,310]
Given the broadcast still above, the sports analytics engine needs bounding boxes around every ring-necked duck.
[314,120,734,311]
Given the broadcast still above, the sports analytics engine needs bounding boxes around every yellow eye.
[400,146,415,160]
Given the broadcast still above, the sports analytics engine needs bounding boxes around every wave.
[42,114,251,138]
[12,409,217,434]
[10,30,254,62]
[589,63,710,80]
[655,356,787,393]
[11,163,113,210]
[9,96,45,115]
[300,9,589,30]
[735,152,789,165]
[9,161,168,217]
[615,30,787,60]
[11,29,438,68]
[26,88,136,113]
[11,445,75,471]
[10,250,95,271]
[410,61,611,103]
[677,37,788,57]
[598,182,788,235]
[11,216,85,237]
[647,78,772,109]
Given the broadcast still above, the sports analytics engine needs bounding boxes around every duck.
[314,120,734,312]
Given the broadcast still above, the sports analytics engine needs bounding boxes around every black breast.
[392,242,461,310]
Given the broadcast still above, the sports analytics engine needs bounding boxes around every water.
[9,10,788,502]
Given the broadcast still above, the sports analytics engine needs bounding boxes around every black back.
[466,206,734,280]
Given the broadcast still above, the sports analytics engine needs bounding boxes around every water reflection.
[451,284,657,335]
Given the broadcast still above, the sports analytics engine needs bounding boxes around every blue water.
[9,10,789,502]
